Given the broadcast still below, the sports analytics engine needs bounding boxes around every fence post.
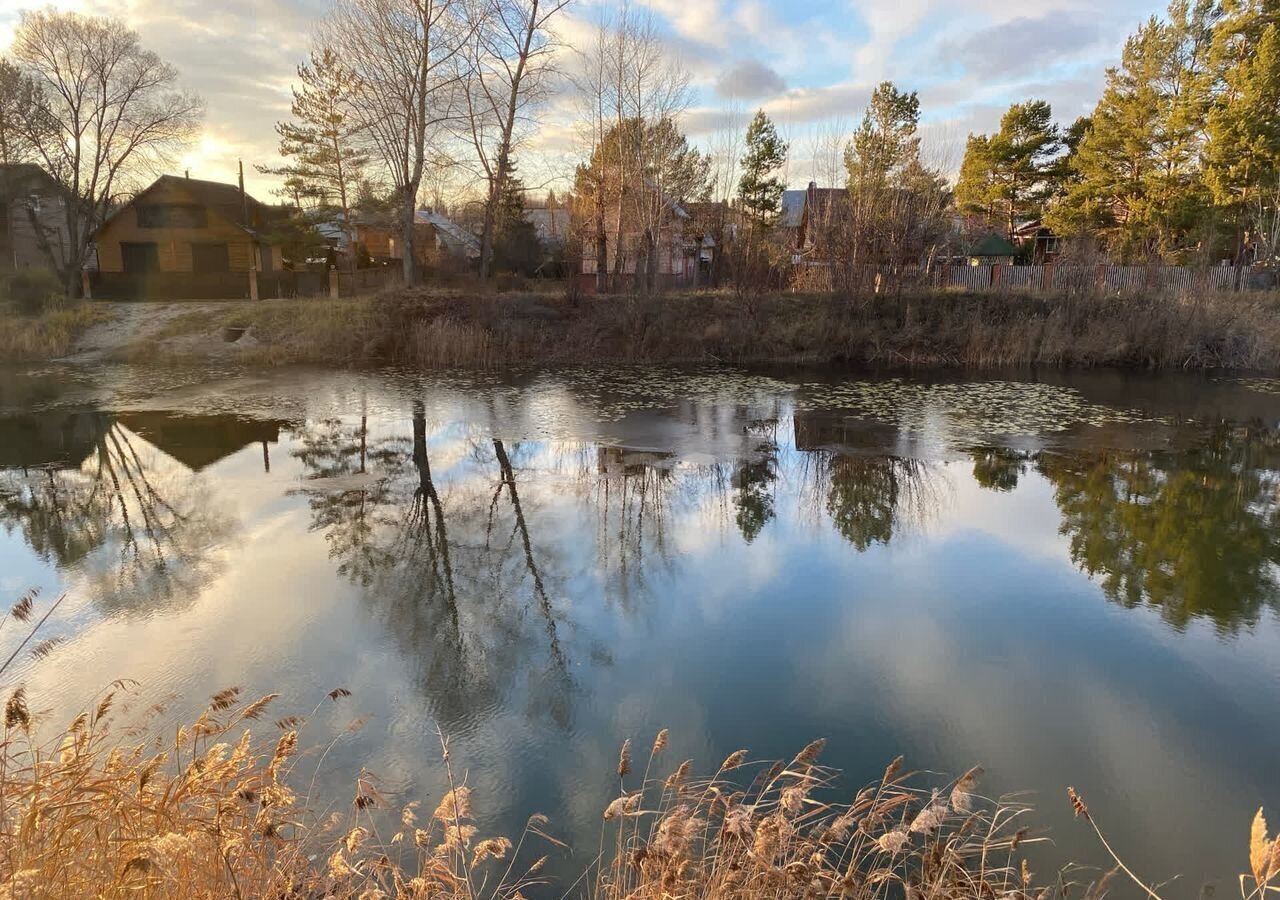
[248,267,259,301]
[329,267,340,299]
[991,264,1001,289]
[1096,264,1106,292]
[80,270,92,300]
[1044,264,1053,292]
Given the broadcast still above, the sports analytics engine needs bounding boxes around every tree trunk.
[645,228,658,294]
[479,173,499,280]
[595,200,608,293]
[401,187,417,286]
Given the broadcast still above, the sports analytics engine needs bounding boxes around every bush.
[3,267,64,315]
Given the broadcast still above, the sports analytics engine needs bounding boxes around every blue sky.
[1,0,1166,197]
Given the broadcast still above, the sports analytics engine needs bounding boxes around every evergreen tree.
[737,110,788,225]
[257,48,369,265]
[843,81,921,191]
[955,134,999,221]
[492,176,543,275]
[955,101,1062,238]
[1205,0,1280,262]
[1049,0,1216,260]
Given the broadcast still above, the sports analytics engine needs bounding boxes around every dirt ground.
[63,301,257,363]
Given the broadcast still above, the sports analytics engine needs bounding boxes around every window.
[121,242,160,274]
[192,242,230,273]
[136,204,207,228]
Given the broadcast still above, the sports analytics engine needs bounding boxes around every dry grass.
[89,287,1280,372]
[0,301,109,362]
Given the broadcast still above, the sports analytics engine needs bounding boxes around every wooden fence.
[792,262,1275,294]
[88,265,403,302]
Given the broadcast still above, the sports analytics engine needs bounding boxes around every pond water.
[1,363,1278,892]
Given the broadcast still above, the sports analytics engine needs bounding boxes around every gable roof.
[97,174,273,232]
[0,164,65,199]
[415,209,481,258]
[968,233,1020,257]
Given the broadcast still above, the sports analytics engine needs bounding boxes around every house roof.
[524,207,570,244]
[0,164,63,199]
[967,233,1020,257]
[115,412,286,472]
[415,209,481,259]
[97,174,273,233]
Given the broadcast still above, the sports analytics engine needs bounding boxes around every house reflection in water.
[115,412,289,473]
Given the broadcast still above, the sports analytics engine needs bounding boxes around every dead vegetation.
[84,287,1280,372]
[0,301,109,362]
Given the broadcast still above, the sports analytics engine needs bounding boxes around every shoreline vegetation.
[2,678,1278,900]
[5,287,1280,372]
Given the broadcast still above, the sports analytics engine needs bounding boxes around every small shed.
[965,233,1020,266]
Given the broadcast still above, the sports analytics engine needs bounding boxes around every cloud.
[943,14,1103,78]
[715,59,786,99]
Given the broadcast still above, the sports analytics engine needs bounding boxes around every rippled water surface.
[1,363,1278,892]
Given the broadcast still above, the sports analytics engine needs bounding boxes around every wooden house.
[1,164,71,274]
[93,175,283,297]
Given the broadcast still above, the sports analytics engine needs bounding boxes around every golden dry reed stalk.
[0,673,1274,900]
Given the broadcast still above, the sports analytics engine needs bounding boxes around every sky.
[0,0,1166,201]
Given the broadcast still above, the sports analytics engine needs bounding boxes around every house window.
[121,242,160,274]
[137,204,208,228]
[192,242,230,273]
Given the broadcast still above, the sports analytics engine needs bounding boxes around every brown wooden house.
[92,175,283,298]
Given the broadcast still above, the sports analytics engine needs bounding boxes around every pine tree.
[1048,0,1216,260]
[1205,0,1280,262]
[737,110,789,225]
[955,134,999,221]
[843,81,921,192]
[956,101,1062,238]
[257,48,369,266]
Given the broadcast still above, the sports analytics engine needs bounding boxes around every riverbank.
[0,302,109,362]
[9,287,1280,370]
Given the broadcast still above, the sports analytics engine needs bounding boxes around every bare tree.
[10,10,203,296]
[571,7,699,292]
[571,15,614,292]
[323,0,474,285]
[462,0,572,279]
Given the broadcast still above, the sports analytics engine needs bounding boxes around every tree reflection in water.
[1034,427,1280,632]
[0,410,235,614]
[290,404,575,730]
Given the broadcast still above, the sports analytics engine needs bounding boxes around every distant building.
[95,174,283,276]
[579,184,702,292]
[354,209,479,269]
[961,233,1020,266]
[523,206,570,249]
[1013,219,1059,262]
[416,210,481,262]
[0,164,71,274]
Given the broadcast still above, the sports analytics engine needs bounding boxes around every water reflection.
[288,406,577,732]
[0,410,262,612]
[1037,426,1280,632]
[2,367,1279,892]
